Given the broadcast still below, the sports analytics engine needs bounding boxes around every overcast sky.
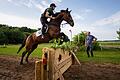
[0,0,120,40]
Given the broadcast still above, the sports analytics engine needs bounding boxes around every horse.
[17,8,74,64]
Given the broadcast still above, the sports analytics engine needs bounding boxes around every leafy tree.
[0,24,36,44]
[0,32,7,44]
[10,29,25,44]
[19,27,37,33]
[72,32,86,46]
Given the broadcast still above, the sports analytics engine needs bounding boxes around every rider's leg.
[40,17,47,38]
[41,24,48,38]
[42,24,46,34]
[44,24,48,33]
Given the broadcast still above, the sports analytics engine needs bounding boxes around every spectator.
[85,32,97,57]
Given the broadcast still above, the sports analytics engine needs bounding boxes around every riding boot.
[41,25,46,38]
[44,24,48,33]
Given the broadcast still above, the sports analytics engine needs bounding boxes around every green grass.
[76,49,120,64]
[0,44,120,64]
[0,43,52,58]
[99,42,120,46]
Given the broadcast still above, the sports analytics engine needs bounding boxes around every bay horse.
[17,8,74,64]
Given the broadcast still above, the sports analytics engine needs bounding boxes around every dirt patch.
[0,55,39,80]
[0,55,120,80]
[64,62,120,80]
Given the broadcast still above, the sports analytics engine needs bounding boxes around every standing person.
[40,3,56,38]
[85,32,97,57]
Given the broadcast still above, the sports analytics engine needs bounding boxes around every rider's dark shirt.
[41,7,54,19]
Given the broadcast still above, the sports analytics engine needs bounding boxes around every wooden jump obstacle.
[35,48,80,80]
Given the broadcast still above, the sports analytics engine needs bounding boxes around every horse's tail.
[17,34,29,54]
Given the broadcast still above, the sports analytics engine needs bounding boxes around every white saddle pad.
[36,30,42,37]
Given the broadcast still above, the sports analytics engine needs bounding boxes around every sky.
[0,0,120,40]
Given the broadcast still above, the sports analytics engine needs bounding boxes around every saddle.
[36,30,42,37]
[36,23,59,37]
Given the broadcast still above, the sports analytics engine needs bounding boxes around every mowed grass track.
[77,50,120,64]
[77,41,120,64]
[0,43,120,64]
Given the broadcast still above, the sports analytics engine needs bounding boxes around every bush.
[93,42,101,50]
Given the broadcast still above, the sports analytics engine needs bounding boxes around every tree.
[7,28,25,44]
[72,32,86,46]
[0,32,7,45]
[117,28,120,39]
[0,24,36,44]
[19,27,37,33]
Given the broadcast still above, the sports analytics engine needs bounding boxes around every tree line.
[0,24,37,44]
[0,24,120,45]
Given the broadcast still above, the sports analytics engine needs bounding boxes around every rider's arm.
[45,12,53,19]
[45,8,55,19]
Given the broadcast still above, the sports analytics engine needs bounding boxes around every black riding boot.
[42,26,46,35]
[41,24,48,38]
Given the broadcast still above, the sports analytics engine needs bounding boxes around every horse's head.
[60,8,74,27]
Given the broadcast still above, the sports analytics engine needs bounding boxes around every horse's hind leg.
[25,44,38,63]
[20,50,28,65]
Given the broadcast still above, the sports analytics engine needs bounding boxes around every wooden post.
[48,49,55,80]
[70,51,81,66]
[35,60,42,80]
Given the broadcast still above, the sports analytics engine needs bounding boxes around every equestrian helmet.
[50,3,56,7]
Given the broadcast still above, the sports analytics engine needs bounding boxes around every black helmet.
[50,3,56,7]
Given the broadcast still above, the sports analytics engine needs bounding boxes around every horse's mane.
[49,9,67,26]
[53,12,60,17]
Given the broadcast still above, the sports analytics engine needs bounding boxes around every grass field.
[0,42,120,64]
[99,41,120,45]
[0,43,51,58]
[77,41,120,64]
[76,50,120,64]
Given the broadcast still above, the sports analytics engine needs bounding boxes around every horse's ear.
[66,8,69,12]
[69,10,72,13]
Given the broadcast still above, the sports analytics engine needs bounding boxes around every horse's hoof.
[26,61,29,63]
[26,60,29,63]
[20,62,23,65]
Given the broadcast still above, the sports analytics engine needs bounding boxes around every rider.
[40,3,56,38]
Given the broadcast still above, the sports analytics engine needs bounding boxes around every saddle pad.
[36,30,42,37]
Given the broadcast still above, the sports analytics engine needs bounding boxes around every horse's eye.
[68,14,71,17]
